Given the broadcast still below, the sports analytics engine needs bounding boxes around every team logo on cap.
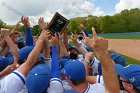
[129,77,136,83]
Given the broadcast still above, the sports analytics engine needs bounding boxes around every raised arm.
[80,24,88,37]
[21,16,33,46]
[71,32,88,56]
[1,29,18,64]
[82,52,97,84]
[17,30,48,77]
[62,27,69,51]
[47,34,64,93]
[11,21,21,33]
[50,35,60,79]
[38,17,50,58]
[0,39,8,56]
[58,33,69,57]
[82,27,120,93]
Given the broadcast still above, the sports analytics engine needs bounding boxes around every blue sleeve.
[51,45,60,79]
[25,27,33,46]
[83,28,89,37]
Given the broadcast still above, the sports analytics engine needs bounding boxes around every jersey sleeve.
[1,70,25,93]
[47,78,64,93]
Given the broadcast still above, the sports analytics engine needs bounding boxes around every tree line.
[0,8,140,35]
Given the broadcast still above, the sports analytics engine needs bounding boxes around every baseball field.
[108,39,140,64]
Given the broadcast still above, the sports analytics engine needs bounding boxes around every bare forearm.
[0,46,9,56]
[0,71,5,77]
[83,62,89,75]
[43,40,50,58]
[17,39,43,77]
[99,51,119,93]
[59,40,69,56]
[26,39,43,66]
[0,39,6,52]
[4,37,18,57]
[77,45,88,56]
[73,40,81,48]
[63,32,68,51]
[43,49,50,58]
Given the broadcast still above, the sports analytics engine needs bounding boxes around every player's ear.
[127,83,134,90]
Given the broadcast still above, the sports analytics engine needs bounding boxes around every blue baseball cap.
[62,60,86,80]
[26,62,51,93]
[18,37,25,43]
[5,51,14,65]
[115,64,140,90]
[0,56,9,71]
[18,46,34,60]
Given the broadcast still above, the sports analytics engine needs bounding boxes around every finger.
[74,30,77,35]
[92,27,97,38]
[46,31,51,35]
[55,33,57,38]
[42,17,44,21]
[71,32,73,35]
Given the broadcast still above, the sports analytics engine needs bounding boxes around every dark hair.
[70,79,85,86]
[18,59,25,65]
[17,42,25,49]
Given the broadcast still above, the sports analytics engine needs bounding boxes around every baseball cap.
[0,56,9,71]
[115,64,140,90]
[18,37,25,43]
[5,51,14,65]
[18,46,34,60]
[62,60,86,80]
[26,62,51,93]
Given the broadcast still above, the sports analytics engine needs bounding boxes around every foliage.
[68,8,140,34]
[1,8,140,35]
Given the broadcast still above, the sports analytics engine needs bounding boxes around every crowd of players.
[0,16,140,93]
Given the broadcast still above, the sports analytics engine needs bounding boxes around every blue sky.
[93,0,120,15]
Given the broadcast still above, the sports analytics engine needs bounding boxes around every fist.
[1,28,10,38]
[80,24,84,29]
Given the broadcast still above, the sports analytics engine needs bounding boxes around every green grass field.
[102,35,140,39]
[124,55,140,65]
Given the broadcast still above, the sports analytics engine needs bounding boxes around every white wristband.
[83,59,90,63]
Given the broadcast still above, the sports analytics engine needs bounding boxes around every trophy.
[47,12,69,34]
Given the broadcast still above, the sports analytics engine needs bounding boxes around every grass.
[102,35,140,39]
[123,55,140,65]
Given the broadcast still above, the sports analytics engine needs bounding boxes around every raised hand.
[38,17,46,30]
[1,28,10,38]
[71,30,78,43]
[57,33,63,41]
[50,33,59,45]
[21,16,30,27]
[3,64,17,74]
[38,30,50,42]
[82,27,108,56]
[80,24,84,30]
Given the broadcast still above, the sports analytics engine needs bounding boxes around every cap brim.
[61,68,67,76]
[114,64,126,79]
